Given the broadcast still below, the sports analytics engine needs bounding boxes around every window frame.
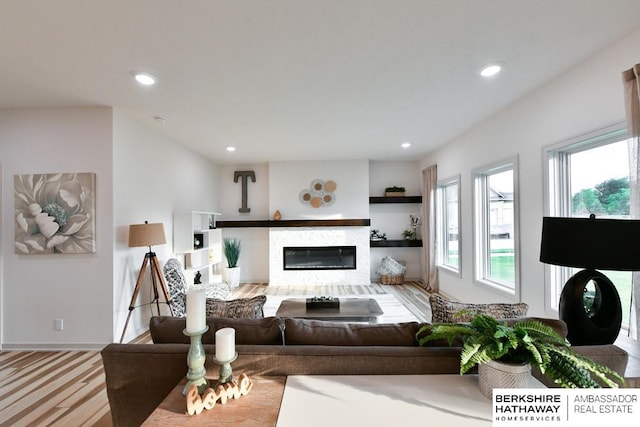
[542,122,628,312]
[472,156,520,298]
[436,174,461,276]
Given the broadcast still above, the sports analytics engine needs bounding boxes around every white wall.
[269,160,369,219]
[217,160,372,282]
[216,159,424,282]
[0,108,114,349]
[420,28,640,317]
[369,161,423,280]
[217,163,270,282]
[113,110,220,343]
[218,164,270,221]
[0,108,220,348]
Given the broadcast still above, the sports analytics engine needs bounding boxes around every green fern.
[416,314,625,388]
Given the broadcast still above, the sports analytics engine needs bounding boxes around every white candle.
[215,327,235,361]
[186,289,206,333]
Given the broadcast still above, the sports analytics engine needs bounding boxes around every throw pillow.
[205,295,267,318]
[376,256,407,276]
[163,258,188,317]
[429,294,528,323]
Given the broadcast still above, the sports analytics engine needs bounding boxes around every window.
[473,158,519,295]
[436,175,461,274]
[544,125,631,325]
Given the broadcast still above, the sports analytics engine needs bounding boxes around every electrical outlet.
[55,319,63,331]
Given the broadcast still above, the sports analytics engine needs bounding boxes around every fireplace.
[269,227,370,286]
[283,246,356,270]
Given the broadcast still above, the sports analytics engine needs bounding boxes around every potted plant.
[384,186,406,197]
[222,237,241,288]
[417,314,624,397]
[402,229,416,240]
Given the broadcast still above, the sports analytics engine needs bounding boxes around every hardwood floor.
[0,282,431,426]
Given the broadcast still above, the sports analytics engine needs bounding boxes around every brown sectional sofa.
[101,316,629,426]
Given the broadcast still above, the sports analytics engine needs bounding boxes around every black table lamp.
[540,215,640,345]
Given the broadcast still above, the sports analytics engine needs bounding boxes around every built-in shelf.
[370,239,423,247]
[217,219,370,228]
[369,196,422,204]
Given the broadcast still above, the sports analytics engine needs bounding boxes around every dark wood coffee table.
[275,298,384,322]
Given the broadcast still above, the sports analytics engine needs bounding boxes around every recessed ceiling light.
[226,146,236,152]
[401,142,411,149]
[131,71,157,86]
[479,62,504,78]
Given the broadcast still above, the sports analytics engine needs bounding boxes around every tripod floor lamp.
[120,221,173,343]
[540,215,640,345]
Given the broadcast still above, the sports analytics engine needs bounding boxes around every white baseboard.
[2,342,107,351]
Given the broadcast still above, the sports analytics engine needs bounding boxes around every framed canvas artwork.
[14,172,96,254]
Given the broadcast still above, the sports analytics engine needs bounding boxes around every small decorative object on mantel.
[384,186,406,197]
[417,314,625,398]
[370,229,387,241]
[185,373,254,416]
[273,210,282,221]
[306,296,340,309]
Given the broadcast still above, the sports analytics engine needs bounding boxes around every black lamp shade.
[540,216,640,270]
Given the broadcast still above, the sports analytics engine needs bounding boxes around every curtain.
[623,64,640,340]
[421,164,438,292]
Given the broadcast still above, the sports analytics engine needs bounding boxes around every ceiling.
[2,1,640,165]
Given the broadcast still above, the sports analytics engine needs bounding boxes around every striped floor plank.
[0,351,111,426]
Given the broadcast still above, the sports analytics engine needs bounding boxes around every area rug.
[263,293,420,323]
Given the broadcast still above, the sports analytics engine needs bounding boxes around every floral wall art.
[14,172,96,254]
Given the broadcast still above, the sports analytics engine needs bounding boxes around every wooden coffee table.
[275,297,383,322]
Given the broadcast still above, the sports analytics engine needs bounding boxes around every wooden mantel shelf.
[217,219,370,228]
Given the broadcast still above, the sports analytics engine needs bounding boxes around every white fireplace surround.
[269,227,371,286]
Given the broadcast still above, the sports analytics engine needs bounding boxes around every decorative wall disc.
[310,179,325,192]
[323,193,335,206]
[324,180,337,192]
[300,179,337,208]
[299,189,312,203]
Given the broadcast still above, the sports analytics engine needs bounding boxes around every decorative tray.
[306,296,340,309]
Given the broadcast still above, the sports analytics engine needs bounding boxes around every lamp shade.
[540,216,640,271]
[128,222,166,248]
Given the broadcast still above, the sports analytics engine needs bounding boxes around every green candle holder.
[214,352,238,386]
[181,326,210,396]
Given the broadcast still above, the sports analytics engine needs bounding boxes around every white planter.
[222,266,241,289]
[478,360,531,399]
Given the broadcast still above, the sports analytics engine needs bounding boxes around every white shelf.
[173,211,222,285]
